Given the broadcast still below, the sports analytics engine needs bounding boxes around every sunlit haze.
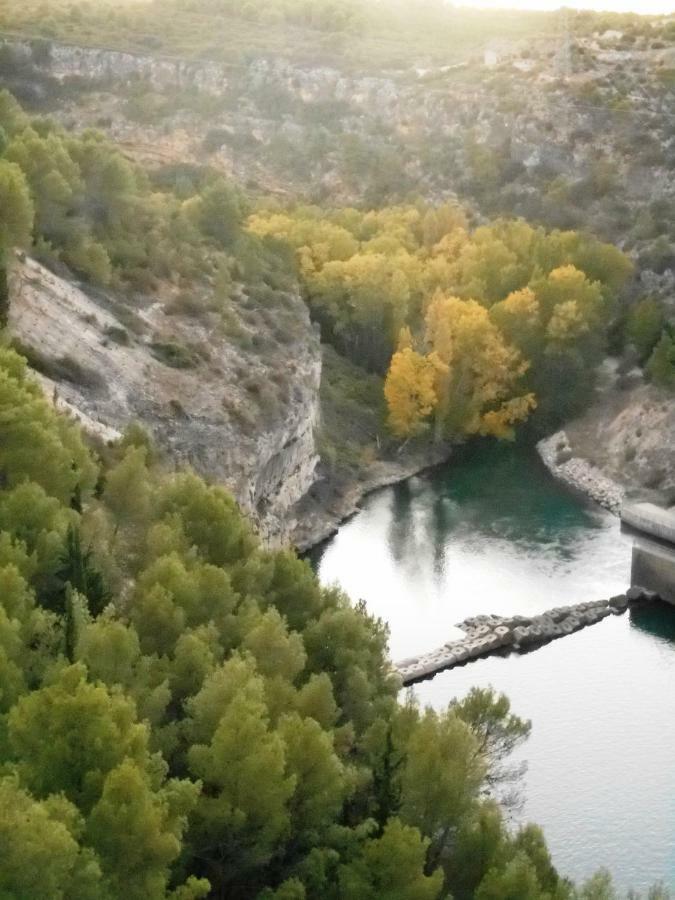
[456,0,675,12]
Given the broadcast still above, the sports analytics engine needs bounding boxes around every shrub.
[104,325,130,346]
[150,340,199,369]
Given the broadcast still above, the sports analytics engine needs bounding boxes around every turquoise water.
[312,441,675,892]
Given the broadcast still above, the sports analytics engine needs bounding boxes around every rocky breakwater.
[538,430,625,515]
[537,374,675,516]
[396,586,659,685]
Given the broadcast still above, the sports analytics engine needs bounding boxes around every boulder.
[413,659,439,678]
[608,594,628,611]
[588,600,608,610]
[512,626,527,645]
[517,626,542,647]
[551,608,570,622]
[482,633,502,650]
[472,624,491,637]
[493,625,514,645]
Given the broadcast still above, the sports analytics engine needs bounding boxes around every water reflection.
[387,481,415,566]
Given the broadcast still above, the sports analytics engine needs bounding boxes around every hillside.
[4,15,675,292]
[1,3,675,529]
[2,3,675,898]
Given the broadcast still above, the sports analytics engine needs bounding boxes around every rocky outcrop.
[537,378,675,514]
[3,38,233,94]
[7,28,675,247]
[396,587,659,685]
[9,256,321,543]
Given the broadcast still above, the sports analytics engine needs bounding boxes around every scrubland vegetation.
[0,0,557,67]
[0,0,670,69]
[0,88,284,297]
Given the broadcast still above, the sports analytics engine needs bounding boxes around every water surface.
[313,441,675,891]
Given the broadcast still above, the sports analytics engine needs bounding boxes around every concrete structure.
[621,501,675,545]
[631,536,675,605]
[621,502,675,605]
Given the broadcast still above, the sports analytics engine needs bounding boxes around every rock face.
[537,376,675,514]
[4,39,232,94]
[9,256,321,543]
[396,589,659,685]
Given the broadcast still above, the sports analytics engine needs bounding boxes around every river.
[311,440,675,893]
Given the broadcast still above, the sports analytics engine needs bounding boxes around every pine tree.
[0,260,8,329]
[51,526,110,617]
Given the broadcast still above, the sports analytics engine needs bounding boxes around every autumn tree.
[423,294,535,439]
[384,346,438,437]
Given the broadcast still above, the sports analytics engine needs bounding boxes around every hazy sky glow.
[456,0,675,12]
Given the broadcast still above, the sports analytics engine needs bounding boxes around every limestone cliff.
[9,256,321,543]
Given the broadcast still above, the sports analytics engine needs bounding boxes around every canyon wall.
[9,256,321,543]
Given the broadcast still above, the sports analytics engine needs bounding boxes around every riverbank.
[537,375,675,517]
[537,430,625,515]
[289,345,453,551]
[291,439,453,551]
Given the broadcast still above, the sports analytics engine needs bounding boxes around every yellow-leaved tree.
[385,295,536,440]
[384,345,438,437]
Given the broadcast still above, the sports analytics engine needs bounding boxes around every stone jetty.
[396,586,659,686]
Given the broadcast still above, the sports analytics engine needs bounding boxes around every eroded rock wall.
[9,256,321,543]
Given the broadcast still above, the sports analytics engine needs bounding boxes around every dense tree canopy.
[249,206,633,434]
[0,341,640,898]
